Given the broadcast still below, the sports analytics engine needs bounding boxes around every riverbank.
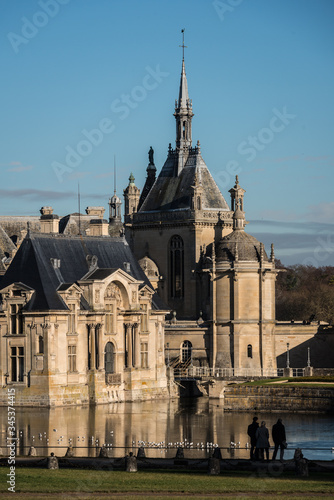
[222,386,334,412]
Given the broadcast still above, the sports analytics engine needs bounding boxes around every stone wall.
[223,385,334,412]
[275,323,334,368]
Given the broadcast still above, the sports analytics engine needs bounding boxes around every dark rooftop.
[0,233,167,312]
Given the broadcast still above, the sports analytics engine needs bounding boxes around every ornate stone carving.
[105,283,123,307]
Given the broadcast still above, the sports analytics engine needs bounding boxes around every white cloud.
[7,165,33,173]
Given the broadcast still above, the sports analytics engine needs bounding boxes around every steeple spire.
[174,29,194,174]
[178,59,190,110]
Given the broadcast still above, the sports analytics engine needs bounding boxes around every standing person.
[256,421,270,462]
[272,418,286,462]
[247,416,259,460]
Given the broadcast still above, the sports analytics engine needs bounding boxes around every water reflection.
[1,398,333,461]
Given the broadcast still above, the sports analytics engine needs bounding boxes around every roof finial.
[270,243,275,263]
[114,155,117,195]
[179,29,187,61]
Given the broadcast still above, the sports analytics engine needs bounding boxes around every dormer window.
[10,304,23,334]
[68,304,76,334]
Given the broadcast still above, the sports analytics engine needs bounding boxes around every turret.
[109,191,123,236]
[124,173,140,218]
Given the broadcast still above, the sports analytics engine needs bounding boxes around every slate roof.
[0,224,16,256]
[0,225,17,273]
[139,149,229,212]
[216,230,268,262]
[0,233,167,312]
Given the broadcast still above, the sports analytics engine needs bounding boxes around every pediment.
[0,282,35,295]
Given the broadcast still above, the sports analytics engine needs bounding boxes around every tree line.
[275,261,334,324]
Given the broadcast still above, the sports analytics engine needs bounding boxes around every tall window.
[10,346,24,382]
[169,235,184,299]
[247,344,253,358]
[68,345,77,372]
[105,342,115,374]
[68,304,75,334]
[10,304,23,334]
[140,342,148,369]
[105,303,114,333]
[38,336,44,354]
[181,341,192,363]
[140,304,148,332]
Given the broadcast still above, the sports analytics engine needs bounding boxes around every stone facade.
[0,231,168,407]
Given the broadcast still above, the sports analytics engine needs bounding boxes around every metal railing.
[173,366,305,379]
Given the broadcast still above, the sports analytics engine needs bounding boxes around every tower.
[123,173,140,218]
[124,36,233,320]
[213,176,277,374]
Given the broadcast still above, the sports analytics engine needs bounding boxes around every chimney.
[85,206,105,219]
[40,207,59,234]
[89,219,109,236]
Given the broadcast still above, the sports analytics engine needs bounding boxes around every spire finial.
[179,29,187,61]
[114,155,117,195]
[129,172,135,185]
[270,243,275,263]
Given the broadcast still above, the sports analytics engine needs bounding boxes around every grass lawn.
[0,467,333,499]
[239,376,334,387]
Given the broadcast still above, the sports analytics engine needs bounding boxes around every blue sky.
[1,0,334,266]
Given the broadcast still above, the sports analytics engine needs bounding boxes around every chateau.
[0,53,333,406]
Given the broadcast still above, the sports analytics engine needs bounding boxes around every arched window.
[181,341,192,363]
[105,342,115,374]
[169,235,184,299]
[197,196,201,210]
[247,344,253,358]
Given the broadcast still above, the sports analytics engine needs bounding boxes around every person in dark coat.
[272,418,286,462]
[256,421,270,461]
[247,416,259,460]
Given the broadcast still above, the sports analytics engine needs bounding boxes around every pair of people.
[247,417,286,462]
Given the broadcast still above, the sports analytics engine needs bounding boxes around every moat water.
[1,398,333,461]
